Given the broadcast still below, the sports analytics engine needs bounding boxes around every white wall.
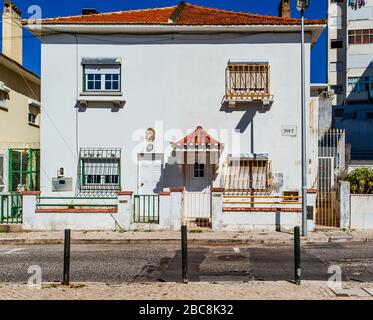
[40,32,313,196]
[351,194,373,229]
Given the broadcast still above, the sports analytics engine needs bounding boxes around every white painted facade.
[35,31,320,197]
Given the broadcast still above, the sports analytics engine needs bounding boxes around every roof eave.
[25,23,326,44]
[0,54,40,84]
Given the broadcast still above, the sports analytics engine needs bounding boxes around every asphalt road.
[0,242,372,284]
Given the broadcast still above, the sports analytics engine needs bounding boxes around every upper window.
[78,148,121,196]
[348,29,373,44]
[225,62,270,100]
[0,83,9,110]
[331,39,343,49]
[82,58,121,93]
[331,85,343,94]
[329,62,343,72]
[28,103,40,127]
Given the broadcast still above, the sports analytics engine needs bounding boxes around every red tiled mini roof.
[27,2,325,26]
[174,126,222,147]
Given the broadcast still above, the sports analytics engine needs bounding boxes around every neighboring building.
[0,1,40,196]
[328,0,373,160]
[23,2,326,231]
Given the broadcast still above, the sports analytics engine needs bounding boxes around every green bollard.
[294,226,301,285]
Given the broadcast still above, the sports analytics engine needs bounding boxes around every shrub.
[342,167,373,194]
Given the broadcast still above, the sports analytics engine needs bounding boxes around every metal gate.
[0,193,23,224]
[316,129,345,227]
[316,191,339,227]
[133,195,160,224]
[183,191,211,228]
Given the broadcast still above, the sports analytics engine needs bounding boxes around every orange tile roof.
[26,2,325,26]
[174,126,222,148]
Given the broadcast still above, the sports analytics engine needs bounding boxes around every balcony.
[224,62,274,107]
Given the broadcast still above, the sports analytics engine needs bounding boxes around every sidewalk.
[0,229,373,245]
[0,281,372,300]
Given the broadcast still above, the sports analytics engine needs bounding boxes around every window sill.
[77,96,126,108]
[28,122,40,128]
[223,95,274,108]
[80,92,123,97]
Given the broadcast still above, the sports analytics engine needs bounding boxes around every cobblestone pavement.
[1,229,373,245]
[0,281,372,300]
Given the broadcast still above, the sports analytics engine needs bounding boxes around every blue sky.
[2,0,327,83]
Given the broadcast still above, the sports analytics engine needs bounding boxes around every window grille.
[225,63,270,100]
[221,159,272,193]
[78,148,121,197]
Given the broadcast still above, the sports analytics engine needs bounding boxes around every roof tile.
[25,2,325,26]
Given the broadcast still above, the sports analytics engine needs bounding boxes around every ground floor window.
[0,155,4,188]
[222,157,272,193]
[78,148,121,196]
[8,149,40,192]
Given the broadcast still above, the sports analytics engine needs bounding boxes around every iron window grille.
[83,64,121,93]
[78,148,121,197]
[222,159,272,193]
[225,63,271,100]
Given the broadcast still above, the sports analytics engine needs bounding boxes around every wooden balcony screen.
[225,64,270,100]
[222,159,273,193]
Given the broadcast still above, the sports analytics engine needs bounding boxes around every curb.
[0,237,371,246]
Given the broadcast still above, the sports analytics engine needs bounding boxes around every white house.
[23,2,326,231]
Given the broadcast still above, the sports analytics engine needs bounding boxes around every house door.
[184,163,212,228]
[138,155,163,195]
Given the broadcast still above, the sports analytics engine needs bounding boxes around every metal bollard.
[181,224,188,284]
[62,229,71,285]
[294,226,301,285]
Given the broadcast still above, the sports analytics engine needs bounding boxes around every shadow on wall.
[50,33,308,46]
[346,61,373,105]
[220,102,271,154]
[75,101,126,112]
[334,61,373,160]
[156,157,182,193]
[158,151,220,192]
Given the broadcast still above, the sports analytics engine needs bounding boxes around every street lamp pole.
[297,0,309,237]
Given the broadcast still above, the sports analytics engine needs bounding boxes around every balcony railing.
[225,63,271,101]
